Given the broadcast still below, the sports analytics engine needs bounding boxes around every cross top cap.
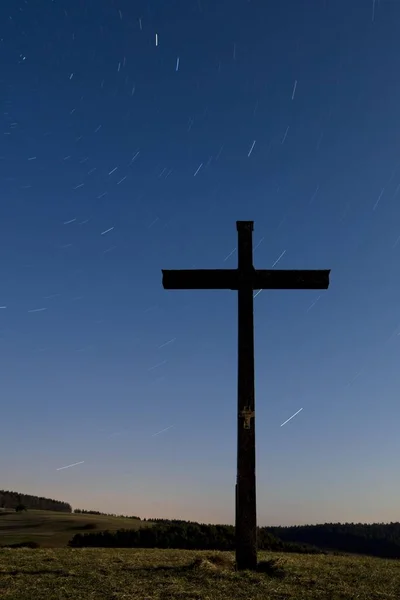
[236,221,254,231]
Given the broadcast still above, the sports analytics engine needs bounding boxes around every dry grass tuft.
[256,557,286,578]
[190,552,236,572]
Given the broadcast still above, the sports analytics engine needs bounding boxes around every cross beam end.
[253,269,330,290]
[162,269,238,290]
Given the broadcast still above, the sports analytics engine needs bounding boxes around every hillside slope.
[0,509,149,548]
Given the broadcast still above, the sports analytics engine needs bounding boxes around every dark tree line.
[68,522,321,555]
[143,518,192,523]
[74,508,141,520]
[68,520,400,559]
[264,522,400,559]
[0,490,71,513]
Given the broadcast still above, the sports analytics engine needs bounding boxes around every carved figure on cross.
[240,407,255,429]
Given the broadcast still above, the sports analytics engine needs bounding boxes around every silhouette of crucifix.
[162,221,330,570]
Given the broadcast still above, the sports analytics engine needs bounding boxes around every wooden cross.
[162,221,330,570]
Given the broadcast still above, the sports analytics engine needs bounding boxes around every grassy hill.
[0,547,399,600]
[0,509,148,548]
[1,510,399,598]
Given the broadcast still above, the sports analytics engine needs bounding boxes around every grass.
[0,547,400,599]
[0,510,147,548]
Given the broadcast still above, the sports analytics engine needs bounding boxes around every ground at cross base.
[0,548,399,600]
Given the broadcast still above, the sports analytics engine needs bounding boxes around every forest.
[68,521,321,554]
[69,520,400,559]
[265,522,400,558]
[74,508,141,519]
[0,489,72,513]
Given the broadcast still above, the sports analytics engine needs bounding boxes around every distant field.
[0,547,399,600]
[0,510,148,548]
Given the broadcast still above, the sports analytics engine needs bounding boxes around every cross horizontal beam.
[162,269,330,291]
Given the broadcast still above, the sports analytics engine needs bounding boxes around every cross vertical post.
[236,221,257,570]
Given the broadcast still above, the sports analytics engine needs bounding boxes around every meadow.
[1,547,400,600]
[1,509,400,599]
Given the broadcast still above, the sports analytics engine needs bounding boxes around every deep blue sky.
[1,0,400,526]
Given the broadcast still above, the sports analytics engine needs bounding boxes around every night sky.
[1,0,400,526]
